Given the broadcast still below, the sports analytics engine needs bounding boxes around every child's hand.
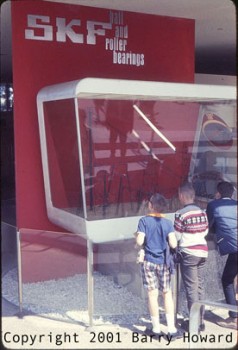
[136,248,145,264]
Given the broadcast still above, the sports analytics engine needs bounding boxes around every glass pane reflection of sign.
[202,113,233,149]
[191,104,237,200]
[37,79,236,242]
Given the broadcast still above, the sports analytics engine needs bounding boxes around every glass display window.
[37,78,236,242]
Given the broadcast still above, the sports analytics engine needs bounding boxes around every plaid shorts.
[141,260,171,292]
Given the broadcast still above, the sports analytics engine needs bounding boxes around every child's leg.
[164,289,174,315]
[163,289,177,333]
[148,288,160,332]
[148,288,159,317]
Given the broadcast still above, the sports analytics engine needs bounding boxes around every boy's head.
[216,181,234,198]
[149,193,167,212]
[178,182,195,204]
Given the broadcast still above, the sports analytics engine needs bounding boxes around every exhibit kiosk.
[33,78,237,325]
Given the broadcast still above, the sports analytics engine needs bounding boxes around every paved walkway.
[1,253,237,349]
[2,292,237,349]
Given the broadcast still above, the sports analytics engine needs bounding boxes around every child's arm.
[168,231,177,249]
[134,231,145,247]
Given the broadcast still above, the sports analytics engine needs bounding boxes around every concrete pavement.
[1,251,237,349]
[2,293,237,349]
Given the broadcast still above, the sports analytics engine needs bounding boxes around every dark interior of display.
[43,98,208,219]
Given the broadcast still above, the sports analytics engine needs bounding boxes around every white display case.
[37,78,236,243]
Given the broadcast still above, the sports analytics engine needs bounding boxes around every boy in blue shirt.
[135,193,182,339]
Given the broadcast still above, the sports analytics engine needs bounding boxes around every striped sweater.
[174,203,209,257]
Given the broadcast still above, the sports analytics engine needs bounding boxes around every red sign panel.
[11,0,194,231]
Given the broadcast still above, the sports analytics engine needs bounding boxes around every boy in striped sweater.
[174,182,209,332]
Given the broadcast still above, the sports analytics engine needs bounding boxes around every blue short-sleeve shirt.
[137,215,174,264]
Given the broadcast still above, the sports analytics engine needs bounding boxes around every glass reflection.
[79,99,200,219]
[42,98,237,220]
[43,99,83,216]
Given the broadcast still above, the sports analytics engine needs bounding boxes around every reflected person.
[105,100,134,159]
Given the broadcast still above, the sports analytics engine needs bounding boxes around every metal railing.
[189,300,238,348]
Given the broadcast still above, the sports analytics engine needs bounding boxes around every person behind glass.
[135,193,183,339]
[174,182,208,332]
[105,100,134,159]
[206,181,238,330]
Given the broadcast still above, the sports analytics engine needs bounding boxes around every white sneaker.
[152,327,161,334]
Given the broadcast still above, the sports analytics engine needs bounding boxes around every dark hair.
[179,181,195,198]
[217,181,234,198]
[149,193,167,212]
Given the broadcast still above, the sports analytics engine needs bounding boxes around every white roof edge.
[37,80,80,103]
[37,78,237,102]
